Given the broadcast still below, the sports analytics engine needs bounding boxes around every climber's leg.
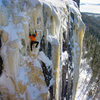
[35,41,39,48]
[30,41,33,51]
[32,41,39,48]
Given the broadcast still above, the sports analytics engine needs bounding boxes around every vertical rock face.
[0,0,85,100]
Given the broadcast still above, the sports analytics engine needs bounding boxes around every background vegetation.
[82,13,100,79]
[82,13,100,98]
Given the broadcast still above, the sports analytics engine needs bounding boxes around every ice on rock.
[38,51,52,67]
[0,0,85,100]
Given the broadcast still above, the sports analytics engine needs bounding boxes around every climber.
[29,30,39,51]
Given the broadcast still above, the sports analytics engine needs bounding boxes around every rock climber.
[29,30,39,51]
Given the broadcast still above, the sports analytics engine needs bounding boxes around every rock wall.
[0,0,85,100]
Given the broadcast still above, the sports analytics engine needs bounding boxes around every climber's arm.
[35,30,38,37]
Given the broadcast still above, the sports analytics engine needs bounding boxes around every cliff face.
[0,0,85,100]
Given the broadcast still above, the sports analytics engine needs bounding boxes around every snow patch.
[75,59,92,100]
[2,22,18,41]
[27,84,48,100]
[0,72,15,94]
[38,51,52,67]
[62,51,68,66]
[48,35,59,45]
[27,85,41,99]
[33,59,42,69]
[17,67,30,85]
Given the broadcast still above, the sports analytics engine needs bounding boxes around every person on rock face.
[29,30,39,51]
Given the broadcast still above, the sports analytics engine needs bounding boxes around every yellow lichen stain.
[26,62,32,66]
[79,28,84,48]
[7,94,17,100]
[18,81,27,94]
[52,45,60,100]
[74,82,79,100]
[51,16,55,36]
[9,77,26,100]
[41,93,48,100]
[0,86,24,100]
[26,61,48,99]
[10,77,18,94]
[8,94,24,100]
[0,30,8,43]
[27,62,46,86]
[75,82,78,91]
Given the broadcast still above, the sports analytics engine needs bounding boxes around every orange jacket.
[29,32,37,41]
